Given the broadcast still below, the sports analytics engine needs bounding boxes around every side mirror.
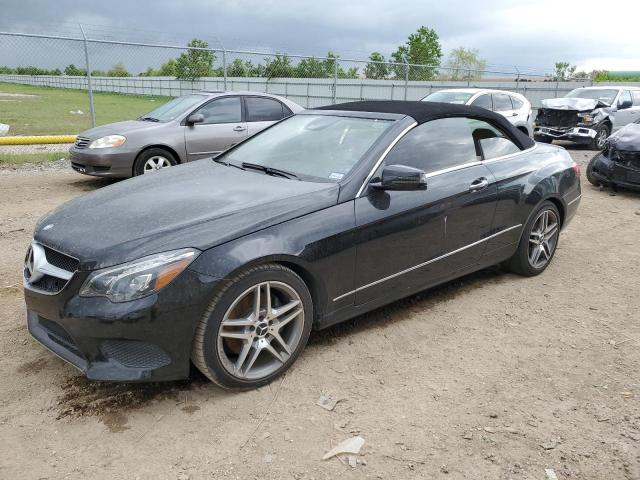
[186,113,204,125]
[370,164,427,191]
[618,99,633,110]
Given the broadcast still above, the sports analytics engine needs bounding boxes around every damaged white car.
[534,87,640,150]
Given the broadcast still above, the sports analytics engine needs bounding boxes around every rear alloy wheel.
[590,124,609,150]
[192,264,312,389]
[505,201,560,276]
[134,148,177,176]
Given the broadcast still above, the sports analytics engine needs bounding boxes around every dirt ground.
[0,148,638,480]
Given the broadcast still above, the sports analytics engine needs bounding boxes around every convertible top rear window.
[223,115,393,182]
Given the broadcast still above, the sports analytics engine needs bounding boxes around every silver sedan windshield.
[223,115,393,182]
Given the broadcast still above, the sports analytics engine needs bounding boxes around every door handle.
[233,125,246,132]
[469,177,489,192]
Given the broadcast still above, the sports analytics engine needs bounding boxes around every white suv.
[422,88,533,136]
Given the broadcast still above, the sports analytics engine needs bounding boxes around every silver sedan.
[69,91,304,177]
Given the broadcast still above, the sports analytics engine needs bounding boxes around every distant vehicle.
[69,91,304,177]
[587,119,640,190]
[422,88,533,136]
[25,101,580,389]
[534,86,640,150]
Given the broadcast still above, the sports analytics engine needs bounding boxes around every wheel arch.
[133,144,182,175]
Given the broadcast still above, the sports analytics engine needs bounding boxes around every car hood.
[540,97,609,111]
[78,120,165,140]
[34,160,339,270]
[607,123,640,152]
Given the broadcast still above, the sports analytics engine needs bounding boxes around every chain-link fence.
[2,28,631,135]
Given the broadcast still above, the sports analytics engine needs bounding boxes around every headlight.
[577,113,594,124]
[88,135,126,149]
[80,248,198,302]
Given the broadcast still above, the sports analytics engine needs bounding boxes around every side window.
[632,91,640,106]
[469,119,520,160]
[511,96,524,110]
[471,94,492,110]
[194,97,242,124]
[245,97,286,122]
[619,90,632,108]
[492,94,513,112]
[384,118,477,174]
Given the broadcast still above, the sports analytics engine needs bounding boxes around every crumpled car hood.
[607,123,640,151]
[541,97,608,111]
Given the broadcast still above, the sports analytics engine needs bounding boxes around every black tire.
[589,124,610,150]
[191,263,313,389]
[505,201,561,277]
[534,135,553,144]
[133,148,177,176]
[586,154,601,186]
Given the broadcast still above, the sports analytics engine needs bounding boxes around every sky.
[0,0,638,75]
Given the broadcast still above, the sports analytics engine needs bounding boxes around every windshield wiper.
[241,162,299,180]
[213,157,245,171]
[139,116,160,122]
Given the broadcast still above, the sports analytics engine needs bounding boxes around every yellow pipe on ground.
[0,135,77,145]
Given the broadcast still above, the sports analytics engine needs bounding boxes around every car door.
[353,117,497,306]
[184,96,247,160]
[613,90,635,131]
[492,93,517,125]
[245,96,292,137]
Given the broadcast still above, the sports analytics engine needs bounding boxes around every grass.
[0,151,67,166]
[0,83,171,136]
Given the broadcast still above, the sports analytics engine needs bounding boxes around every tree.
[391,26,443,80]
[445,47,487,80]
[64,64,86,76]
[264,54,295,78]
[175,39,215,81]
[107,62,130,77]
[553,61,576,81]
[296,56,327,78]
[364,52,389,79]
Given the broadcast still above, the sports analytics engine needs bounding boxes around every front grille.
[537,109,579,128]
[101,340,171,369]
[74,136,91,149]
[38,317,84,359]
[43,246,79,272]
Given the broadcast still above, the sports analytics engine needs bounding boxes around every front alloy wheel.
[192,264,312,389]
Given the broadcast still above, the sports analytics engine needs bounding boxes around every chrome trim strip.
[423,161,483,179]
[567,194,582,206]
[332,224,523,302]
[356,122,417,198]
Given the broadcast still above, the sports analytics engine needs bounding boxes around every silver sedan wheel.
[595,129,608,149]
[528,209,559,269]
[217,281,305,380]
[143,156,172,173]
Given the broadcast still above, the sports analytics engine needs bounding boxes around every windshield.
[422,91,474,105]
[565,88,618,105]
[139,94,206,122]
[222,114,393,182]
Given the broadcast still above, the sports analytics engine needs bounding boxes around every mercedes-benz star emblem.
[24,244,44,284]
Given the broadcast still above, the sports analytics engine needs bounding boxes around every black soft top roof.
[317,100,535,149]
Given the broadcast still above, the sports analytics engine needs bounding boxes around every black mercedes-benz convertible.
[24,101,581,389]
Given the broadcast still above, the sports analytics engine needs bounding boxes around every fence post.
[404,63,409,100]
[222,48,227,91]
[333,59,338,103]
[79,24,96,128]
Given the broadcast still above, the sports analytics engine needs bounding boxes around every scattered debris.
[0,123,9,136]
[621,392,634,399]
[463,432,473,440]
[540,440,559,450]
[69,109,84,115]
[483,427,496,434]
[348,456,357,468]
[322,436,365,460]
[316,395,340,412]
[545,468,559,480]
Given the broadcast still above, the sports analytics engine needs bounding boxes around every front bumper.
[534,125,596,144]
[590,153,640,190]
[69,145,136,178]
[24,268,219,382]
